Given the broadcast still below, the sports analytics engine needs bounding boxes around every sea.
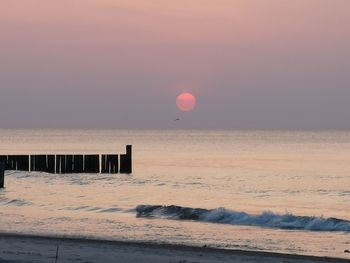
[0,129,349,258]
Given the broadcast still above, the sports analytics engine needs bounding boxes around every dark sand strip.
[0,233,349,263]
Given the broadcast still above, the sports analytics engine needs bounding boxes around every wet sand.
[0,233,349,263]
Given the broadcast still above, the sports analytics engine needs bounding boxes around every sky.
[0,0,349,129]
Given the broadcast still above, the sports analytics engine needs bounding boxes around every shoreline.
[0,233,349,263]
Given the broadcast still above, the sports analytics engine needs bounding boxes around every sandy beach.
[0,234,349,263]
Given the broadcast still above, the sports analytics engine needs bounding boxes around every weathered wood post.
[73,155,83,173]
[120,145,132,174]
[108,155,118,174]
[47,155,55,173]
[84,155,99,173]
[0,162,5,188]
[101,155,107,173]
[65,155,73,173]
[126,145,132,173]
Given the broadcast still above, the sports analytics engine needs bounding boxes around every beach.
[0,130,349,260]
[1,234,349,263]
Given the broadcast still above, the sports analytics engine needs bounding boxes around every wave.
[0,198,31,207]
[136,205,350,232]
[65,205,123,213]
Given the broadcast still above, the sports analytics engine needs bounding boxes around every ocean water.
[0,129,349,258]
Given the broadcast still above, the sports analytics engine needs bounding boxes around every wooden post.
[120,145,132,174]
[47,155,55,173]
[73,155,83,173]
[17,156,23,171]
[56,155,66,174]
[34,155,46,172]
[66,155,73,173]
[62,155,67,174]
[107,155,118,174]
[0,156,7,164]
[0,162,5,188]
[16,155,29,171]
[7,156,15,170]
[101,155,108,173]
[84,155,99,173]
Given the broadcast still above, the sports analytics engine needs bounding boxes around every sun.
[176,92,196,112]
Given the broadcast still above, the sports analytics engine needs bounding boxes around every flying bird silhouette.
[174,118,180,122]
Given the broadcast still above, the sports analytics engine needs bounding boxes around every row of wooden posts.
[0,145,132,188]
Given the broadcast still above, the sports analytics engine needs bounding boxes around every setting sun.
[176,92,196,112]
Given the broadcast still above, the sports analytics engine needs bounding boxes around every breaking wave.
[136,205,350,232]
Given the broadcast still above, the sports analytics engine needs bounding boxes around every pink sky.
[0,0,349,129]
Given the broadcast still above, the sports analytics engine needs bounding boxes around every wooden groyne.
[0,162,4,188]
[0,145,132,175]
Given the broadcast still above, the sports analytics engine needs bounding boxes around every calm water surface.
[0,129,349,258]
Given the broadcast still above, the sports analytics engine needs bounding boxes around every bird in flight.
[174,118,180,122]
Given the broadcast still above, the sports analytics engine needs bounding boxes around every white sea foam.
[136,205,350,232]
